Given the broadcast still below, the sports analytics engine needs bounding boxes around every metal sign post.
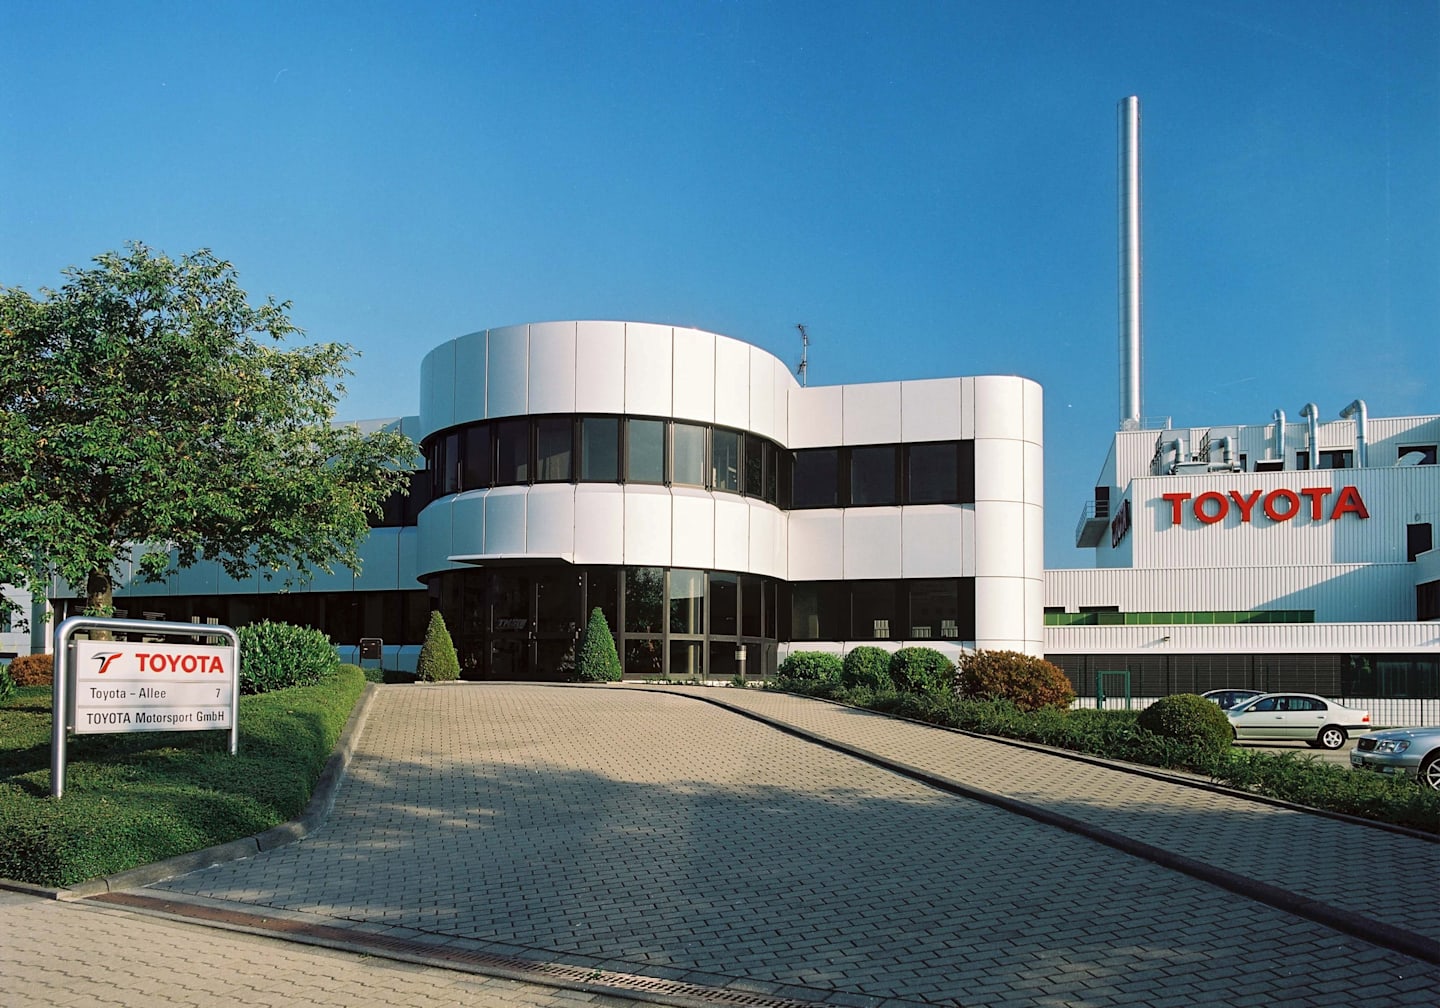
[52,616,240,799]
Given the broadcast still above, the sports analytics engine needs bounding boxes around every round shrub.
[888,647,956,698]
[956,649,1075,711]
[7,653,53,687]
[1137,693,1234,753]
[773,651,842,692]
[841,646,894,691]
[416,611,461,682]
[237,620,338,695]
[576,607,622,682]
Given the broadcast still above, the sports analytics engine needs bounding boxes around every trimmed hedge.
[841,646,893,692]
[0,666,366,886]
[774,651,842,691]
[888,647,955,698]
[1137,693,1233,754]
[237,620,339,695]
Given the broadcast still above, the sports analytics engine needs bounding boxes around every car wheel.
[1419,754,1440,791]
[1317,726,1347,750]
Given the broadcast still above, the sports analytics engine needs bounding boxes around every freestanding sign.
[52,616,240,798]
[71,639,235,734]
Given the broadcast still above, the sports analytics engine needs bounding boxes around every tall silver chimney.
[1118,96,1142,430]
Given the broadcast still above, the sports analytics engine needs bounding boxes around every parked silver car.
[1201,688,1264,710]
[1226,693,1372,750]
[1350,726,1440,789]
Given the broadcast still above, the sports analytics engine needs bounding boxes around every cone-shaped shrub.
[417,610,461,682]
[576,607,622,681]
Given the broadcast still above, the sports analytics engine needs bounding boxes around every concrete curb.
[636,685,1440,969]
[1,681,379,902]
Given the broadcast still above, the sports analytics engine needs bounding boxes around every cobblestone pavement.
[0,888,639,1008]
[105,683,1437,1008]
[697,686,1440,943]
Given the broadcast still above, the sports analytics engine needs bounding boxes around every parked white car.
[1226,693,1372,750]
[1350,726,1440,789]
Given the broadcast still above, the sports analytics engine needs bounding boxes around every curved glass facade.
[433,565,781,681]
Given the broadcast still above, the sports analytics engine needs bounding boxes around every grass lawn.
[0,665,366,888]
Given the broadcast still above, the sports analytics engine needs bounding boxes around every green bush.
[237,620,338,695]
[888,647,955,698]
[956,649,1075,711]
[1137,693,1234,753]
[576,608,622,682]
[841,646,894,691]
[774,651,842,691]
[416,611,461,682]
[0,663,13,703]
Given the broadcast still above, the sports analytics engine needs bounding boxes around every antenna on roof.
[796,323,810,387]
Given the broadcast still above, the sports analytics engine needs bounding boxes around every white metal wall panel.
[671,327,716,424]
[169,560,222,596]
[1128,466,1440,571]
[1023,441,1045,508]
[1022,378,1044,448]
[526,485,576,558]
[354,527,402,591]
[974,437,1025,504]
[975,575,1027,651]
[448,492,487,558]
[748,345,779,441]
[415,496,456,578]
[418,338,457,437]
[749,502,786,580]
[1045,563,1415,622]
[526,322,577,415]
[842,382,902,446]
[901,507,964,579]
[572,484,625,565]
[575,321,627,414]
[900,379,962,442]
[713,495,750,572]
[843,508,903,579]
[671,488,716,570]
[973,376,1026,440]
[1023,500,1045,583]
[482,486,527,555]
[713,335,751,432]
[973,500,1026,577]
[486,325,528,419]
[788,386,843,449]
[1045,621,1440,655]
[395,526,420,588]
[787,510,844,580]
[446,331,486,425]
[623,485,672,567]
[624,323,673,418]
[771,355,792,444]
[301,555,356,593]
[1023,575,1046,654]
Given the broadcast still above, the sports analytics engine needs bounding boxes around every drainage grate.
[89,892,830,1008]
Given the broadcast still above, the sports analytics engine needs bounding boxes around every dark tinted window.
[535,417,573,482]
[712,429,741,492]
[580,417,620,481]
[627,419,666,483]
[494,419,530,485]
[906,442,958,504]
[850,445,898,506]
[792,449,839,508]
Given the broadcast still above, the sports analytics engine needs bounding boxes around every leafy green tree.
[416,611,461,682]
[575,607,622,682]
[0,244,414,615]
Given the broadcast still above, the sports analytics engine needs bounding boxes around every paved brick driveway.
[126,684,1437,1007]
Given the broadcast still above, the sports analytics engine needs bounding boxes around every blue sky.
[4,1,1437,568]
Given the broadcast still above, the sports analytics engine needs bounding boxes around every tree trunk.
[86,568,114,640]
